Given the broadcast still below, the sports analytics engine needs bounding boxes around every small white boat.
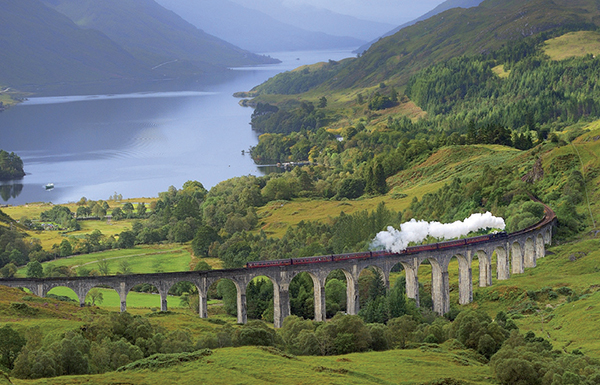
[45,183,54,190]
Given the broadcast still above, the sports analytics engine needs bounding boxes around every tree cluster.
[406,41,600,142]
[0,150,25,181]
[251,101,326,134]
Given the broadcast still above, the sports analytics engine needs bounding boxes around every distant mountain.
[155,0,365,53]
[40,0,278,71]
[355,0,484,53]
[0,0,279,94]
[237,1,395,41]
[0,0,150,90]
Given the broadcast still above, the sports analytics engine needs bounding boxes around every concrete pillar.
[119,290,127,312]
[478,250,492,287]
[404,264,420,307]
[37,283,45,297]
[76,285,87,308]
[431,260,450,316]
[118,281,128,312]
[524,238,536,268]
[380,267,390,292]
[496,246,510,280]
[313,278,326,322]
[199,292,208,318]
[237,287,247,324]
[160,291,168,312]
[457,255,472,305]
[346,273,360,316]
[273,283,290,328]
[536,234,545,260]
[544,227,552,245]
[511,242,524,274]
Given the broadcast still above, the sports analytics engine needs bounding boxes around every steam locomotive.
[246,231,508,268]
[247,200,555,269]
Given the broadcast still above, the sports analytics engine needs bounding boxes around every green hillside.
[340,0,600,89]
[252,0,600,97]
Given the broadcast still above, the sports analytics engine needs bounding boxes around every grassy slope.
[256,144,521,237]
[3,198,156,250]
[544,31,600,60]
[15,245,194,277]
[11,346,492,385]
[257,111,600,237]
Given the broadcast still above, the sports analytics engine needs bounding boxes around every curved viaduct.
[0,210,556,328]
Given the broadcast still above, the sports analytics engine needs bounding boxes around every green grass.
[45,286,219,313]
[10,345,493,385]
[3,199,156,250]
[16,245,193,278]
[46,286,187,310]
[256,144,520,238]
[544,31,600,60]
[492,64,510,78]
[470,238,600,355]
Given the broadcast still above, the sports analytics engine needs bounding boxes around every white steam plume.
[372,212,505,253]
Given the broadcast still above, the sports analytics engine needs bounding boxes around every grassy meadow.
[15,245,196,277]
[255,144,525,238]
[8,345,494,385]
[544,31,600,60]
[2,198,157,250]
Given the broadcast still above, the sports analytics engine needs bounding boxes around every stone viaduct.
[0,210,555,328]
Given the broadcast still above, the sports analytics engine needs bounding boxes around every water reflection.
[0,182,23,202]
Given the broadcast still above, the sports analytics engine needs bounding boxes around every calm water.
[0,49,355,204]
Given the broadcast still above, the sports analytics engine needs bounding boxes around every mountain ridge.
[0,0,278,94]
[354,0,484,54]
[154,0,366,53]
[306,0,600,91]
[40,0,278,70]
[0,0,150,90]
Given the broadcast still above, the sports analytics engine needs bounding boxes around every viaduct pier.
[0,207,556,328]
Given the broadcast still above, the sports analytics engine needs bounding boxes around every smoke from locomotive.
[371,212,506,253]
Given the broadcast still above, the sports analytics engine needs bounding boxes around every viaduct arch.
[0,207,556,328]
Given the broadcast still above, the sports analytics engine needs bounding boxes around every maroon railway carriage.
[246,232,509,268]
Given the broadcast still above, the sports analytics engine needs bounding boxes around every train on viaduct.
[0,205,556,328]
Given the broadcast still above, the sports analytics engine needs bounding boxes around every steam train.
[246,231,508,269]
[246,199,556,269]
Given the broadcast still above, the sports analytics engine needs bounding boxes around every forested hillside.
[250,0,600,95]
